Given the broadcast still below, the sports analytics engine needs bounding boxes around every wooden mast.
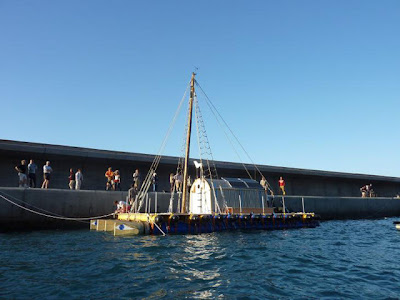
[181,72,196,213]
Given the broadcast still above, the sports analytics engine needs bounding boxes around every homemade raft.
[91,73,320,236]
[91,212,320,236]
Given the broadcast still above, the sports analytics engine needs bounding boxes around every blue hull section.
[151,214,319,235]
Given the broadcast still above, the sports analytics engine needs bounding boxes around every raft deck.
[91,212,320,236]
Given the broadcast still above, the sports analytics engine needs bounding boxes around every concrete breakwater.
[0,188,124,230]
[2,139,400,197]
[0,188,173,230]
[280,195,400,219]
[1,188,400,230]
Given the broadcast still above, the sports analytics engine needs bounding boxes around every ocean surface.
[1,218,400,299]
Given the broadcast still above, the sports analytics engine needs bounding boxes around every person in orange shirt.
[105,167,114,190]
[278,176,286,195]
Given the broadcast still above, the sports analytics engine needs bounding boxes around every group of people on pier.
[260,176,286,196]
[103,167,158,193]
[169,171,190,193]
[360,184,376,197]
[14,159,53,189]
[68,168,84,190]
[104,167,122,191]
[16,160,387,200]
[14,159,287,196]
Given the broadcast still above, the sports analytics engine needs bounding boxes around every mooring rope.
[0,194,114,221]
[1,190,70,218]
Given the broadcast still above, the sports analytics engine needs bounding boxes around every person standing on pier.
[152,172,158,192]
[260,176,268,191]
[169,173,175,192]
[69,168,75,189]
[260,176,273,206]
[278,176,286,195]
[174,171,183,192]
[128,184,136,207]
[28,159,37,188]
[114,170,121,191]
[41,161,53,189]
[75,169,83,190]
[15,160,27,188]
[105,167,114,190]
[133,169,141,192]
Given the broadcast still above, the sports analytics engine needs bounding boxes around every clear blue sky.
[1,0,399,177]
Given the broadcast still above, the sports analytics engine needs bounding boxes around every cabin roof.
[195,177,263,190]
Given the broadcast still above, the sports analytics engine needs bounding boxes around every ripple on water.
[1,218,400,299]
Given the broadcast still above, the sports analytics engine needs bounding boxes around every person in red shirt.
[69,168,75,190]
[278,176,286,195]
[105,167,114,190]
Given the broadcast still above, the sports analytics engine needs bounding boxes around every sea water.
[1,218,400,299]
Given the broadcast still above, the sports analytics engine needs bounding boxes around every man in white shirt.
[41,161,53,189]
[114,200,130,213]
[75,169,83,190]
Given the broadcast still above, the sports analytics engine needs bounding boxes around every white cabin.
[189,177,265,214]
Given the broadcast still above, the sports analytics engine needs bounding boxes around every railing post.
[262,195,265,214]
[239,194,242,214]
[155,192,158,213]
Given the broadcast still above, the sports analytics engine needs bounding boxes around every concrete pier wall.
[277,196,400,219]
[0,188,173,230]
[1,140,400,197]
[0,188,124,230]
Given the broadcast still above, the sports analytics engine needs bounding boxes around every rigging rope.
[136,82,191,212]
[194,93,226,213]
[196,82,254,180]
[196,81,274,193]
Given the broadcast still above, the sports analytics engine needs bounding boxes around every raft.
[91,212,320,236]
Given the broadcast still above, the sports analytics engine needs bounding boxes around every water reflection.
[3,219,400,299]
[169,234,224,297]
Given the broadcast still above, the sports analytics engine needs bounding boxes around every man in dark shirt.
[152,172,158,192]
[28,159,37,188]
[15,160,27,187]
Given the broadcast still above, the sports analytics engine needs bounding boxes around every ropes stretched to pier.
[135,82,191,213]
[0,193,114,221]
[195,81,274,194]
[1,190,72,218]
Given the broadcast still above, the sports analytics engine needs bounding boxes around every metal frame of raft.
[91,212,320,236]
